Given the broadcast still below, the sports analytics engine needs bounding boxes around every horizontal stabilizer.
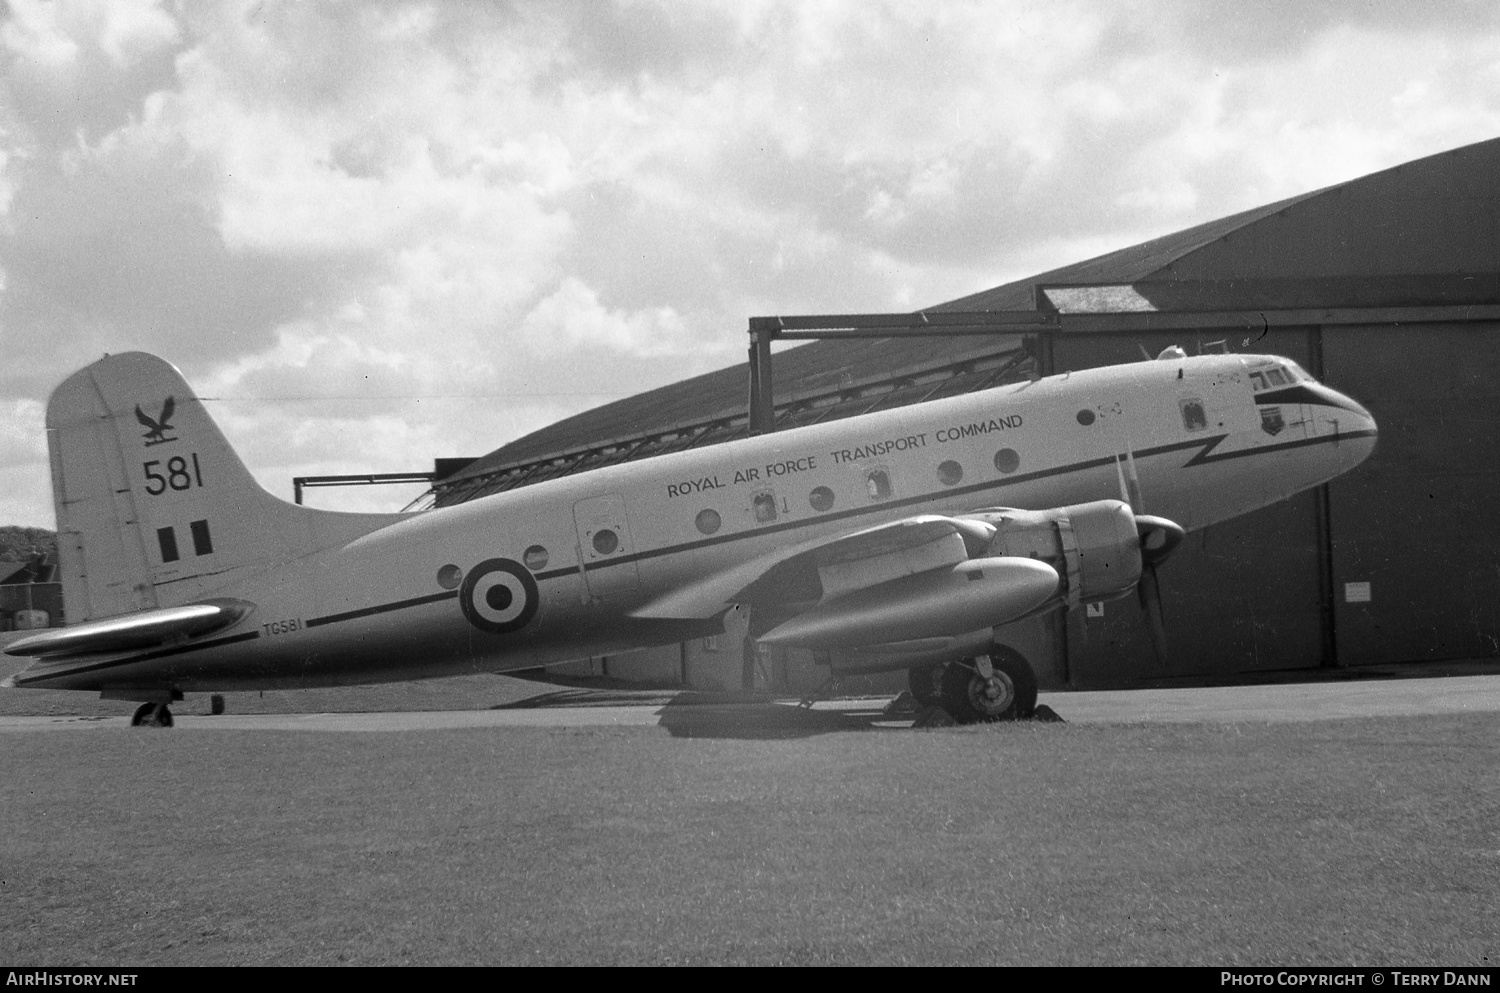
[3,598,255,659]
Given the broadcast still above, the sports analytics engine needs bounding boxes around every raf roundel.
[458,558,539,634]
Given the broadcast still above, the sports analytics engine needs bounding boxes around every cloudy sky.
[1,0,1498,527]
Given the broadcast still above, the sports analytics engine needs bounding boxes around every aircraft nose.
[1342,391,1377,437]
[1339,390,1375,424]
[1310,381,1377,436]
[1326,386,1378,464]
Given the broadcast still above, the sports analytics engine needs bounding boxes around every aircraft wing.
[633,513,1068,654]
[2,598,255,660]
[629,513,1059,649]
[631,515,995,620]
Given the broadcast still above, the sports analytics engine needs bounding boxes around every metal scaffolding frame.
[743,300,1500,434]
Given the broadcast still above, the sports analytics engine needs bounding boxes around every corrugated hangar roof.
[432,136,1500,507]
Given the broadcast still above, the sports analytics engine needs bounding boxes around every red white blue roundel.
[459,558,539,634]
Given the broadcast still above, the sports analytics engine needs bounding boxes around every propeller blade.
[1114,448,1145,513]
[1137,562,1169,666]
[1133,515,1182,668]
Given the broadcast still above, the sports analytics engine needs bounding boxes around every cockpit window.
[1251,362,1314,391]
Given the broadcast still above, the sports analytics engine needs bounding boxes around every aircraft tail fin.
[46,352,403,622]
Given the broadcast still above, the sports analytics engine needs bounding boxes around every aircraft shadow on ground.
[648,700,1061,738]
[490,690,1064,739]
[654,700,903,740]
[490,689,910,739]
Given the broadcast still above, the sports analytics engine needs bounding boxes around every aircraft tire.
[940,647,1037,723]
[130,703,173,727]
[907,665,943,706]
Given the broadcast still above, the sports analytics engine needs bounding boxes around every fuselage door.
[573,493,641,598]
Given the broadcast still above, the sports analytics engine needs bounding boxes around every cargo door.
[573,494,641,598]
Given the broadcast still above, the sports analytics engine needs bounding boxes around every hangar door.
[1324,323,1500,666]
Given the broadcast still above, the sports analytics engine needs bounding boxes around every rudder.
[47,352,401,621]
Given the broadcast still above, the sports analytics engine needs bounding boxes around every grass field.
[2,710,1497,966]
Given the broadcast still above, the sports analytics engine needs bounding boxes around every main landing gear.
[909,647,1038,724]
[123,692,220,726]
[907,665,944,707]
[130,702,174,727]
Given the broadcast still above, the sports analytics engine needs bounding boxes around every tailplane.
[47,352,402,621]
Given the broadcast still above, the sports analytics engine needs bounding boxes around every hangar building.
[427,137,1500,692]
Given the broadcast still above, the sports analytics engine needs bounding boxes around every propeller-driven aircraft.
[3,349,1376,725]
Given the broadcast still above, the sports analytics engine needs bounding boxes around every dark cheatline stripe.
[1186,428,1375,466]
[1256,383,1369,415]
[305,590,459,628]
[13,630,262,685]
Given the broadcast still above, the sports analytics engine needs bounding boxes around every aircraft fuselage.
[14,352,1376,693]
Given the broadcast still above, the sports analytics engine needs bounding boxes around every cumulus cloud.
[1,0,1499,526]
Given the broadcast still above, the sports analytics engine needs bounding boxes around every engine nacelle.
[758,555,1059,651]
[963,499,1144,609]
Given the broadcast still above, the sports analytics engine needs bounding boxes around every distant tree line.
[0,527,57,563]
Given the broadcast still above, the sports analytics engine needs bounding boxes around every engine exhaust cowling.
[758,555,1059,651]
[964,499,1146,609]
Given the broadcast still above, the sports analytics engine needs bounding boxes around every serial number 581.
[143,454,204,496]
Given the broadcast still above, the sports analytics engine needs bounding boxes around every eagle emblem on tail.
[136,397,177,446]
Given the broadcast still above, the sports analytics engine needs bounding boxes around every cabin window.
[1076,409,1096,426]
[866,468,893,501]
[752,491,778,523]
[591,529,619,555]
[436,564,463,589]
[1180,398,1208,432]
[993,448,1020,474]
[937,460,963,486]
[809,486,835,512]
[695,508,721,535]
[523,546,549,571]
